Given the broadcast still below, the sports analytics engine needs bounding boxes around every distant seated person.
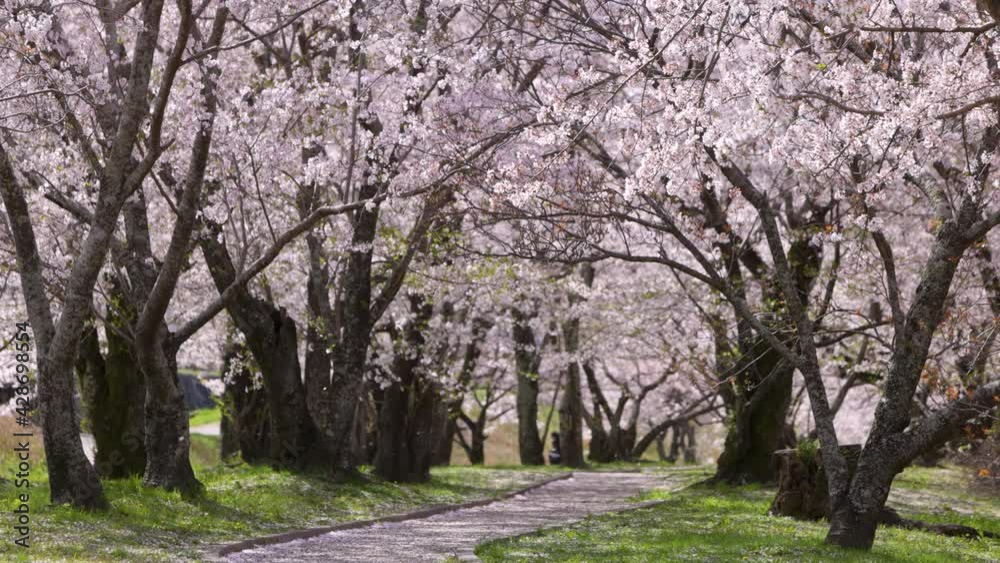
[548,432,562,465]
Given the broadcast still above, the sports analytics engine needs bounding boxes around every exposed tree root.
[879,507,999,540]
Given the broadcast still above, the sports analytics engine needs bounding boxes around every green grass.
[889,465,1000,537]
[477,466,1000,562]
[188,406,222,427]
[0,437,558,562]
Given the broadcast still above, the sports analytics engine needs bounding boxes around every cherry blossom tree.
[474,0,1000,549]
[1,0,198,507]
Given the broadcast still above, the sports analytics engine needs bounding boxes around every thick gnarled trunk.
[40,360,107,508]
[220,343,270,462]
[375,297,438,482]
[247,309,320,468]
[200,228,320,469]
[327,180,380,477]
[137,333,200,494]
[374,378,439,481]
[75,321,146,478]
[714,341,794,484]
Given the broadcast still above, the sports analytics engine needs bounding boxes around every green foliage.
[797,438,820,465]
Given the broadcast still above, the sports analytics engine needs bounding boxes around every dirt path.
[225,470,693,562]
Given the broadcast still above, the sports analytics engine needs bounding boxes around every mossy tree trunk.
[220,342,271,463]
[714,337,795,483]
[74,311,146,478]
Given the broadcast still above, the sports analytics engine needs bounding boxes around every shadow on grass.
[477,475,1000,563]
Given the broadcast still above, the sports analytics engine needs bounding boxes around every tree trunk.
[328,183,380,477]
[682,421,697,464]
[375,297,438,482]
[770,445,863,520]
[468,424,486,465]
[714,336,794,483]
[40,359,107,508]
[220,407,238,461]
[657,432,670,461]
[374,380,438,481]
[129,11,226,492]
[513,307,545,465]
[74,320,146,477]
[1,140,108,509]
[350,394,377,466]
[557,264,590,467]
[303,230,334,439]
[588,416,612,462]
[138,336,200,494]
[200,229,320,469]
[585,370,612,463]
[430,394,454,466]
[220,342,271,463]
[826,226,976,550]
[515,372,544,465]
[248,308,320,468]
[120,191,200,494]
[558,321,585,468]
[667,426,682,462]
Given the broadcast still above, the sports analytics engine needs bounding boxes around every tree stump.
[769,444,862,520]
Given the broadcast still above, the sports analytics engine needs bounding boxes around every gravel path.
[226,470,686,562]
[191,422,221,436]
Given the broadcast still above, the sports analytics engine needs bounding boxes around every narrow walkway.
[227,470,687,562]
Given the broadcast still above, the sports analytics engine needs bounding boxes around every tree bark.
[119,189,200,493]
[220,341,270,462]
[714,338,795,483]
[585,371,611,462]
[199,229,320,469]
[430,391,454,466]
[0,141,107,509]
[557,360,585,467]
[303,231,334,438]
[512,306,545,465]
[131,10,227,494]
[713,232,820,484]
[139,343,199,493]
[375,296,439,482]
[74,315,146,478]
[557,263,591,468]
[828,225,972,549]
[327,177,381,477]
[770,445,863,520]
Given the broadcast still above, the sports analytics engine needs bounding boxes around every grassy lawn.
[477,465,1000,562]
[188,406,222,428]
[0,429,559,562]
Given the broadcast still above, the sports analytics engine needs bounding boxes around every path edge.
[204,471,573,561]
[470,478,699,559]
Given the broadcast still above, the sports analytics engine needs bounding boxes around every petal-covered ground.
[227,469,703,562]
